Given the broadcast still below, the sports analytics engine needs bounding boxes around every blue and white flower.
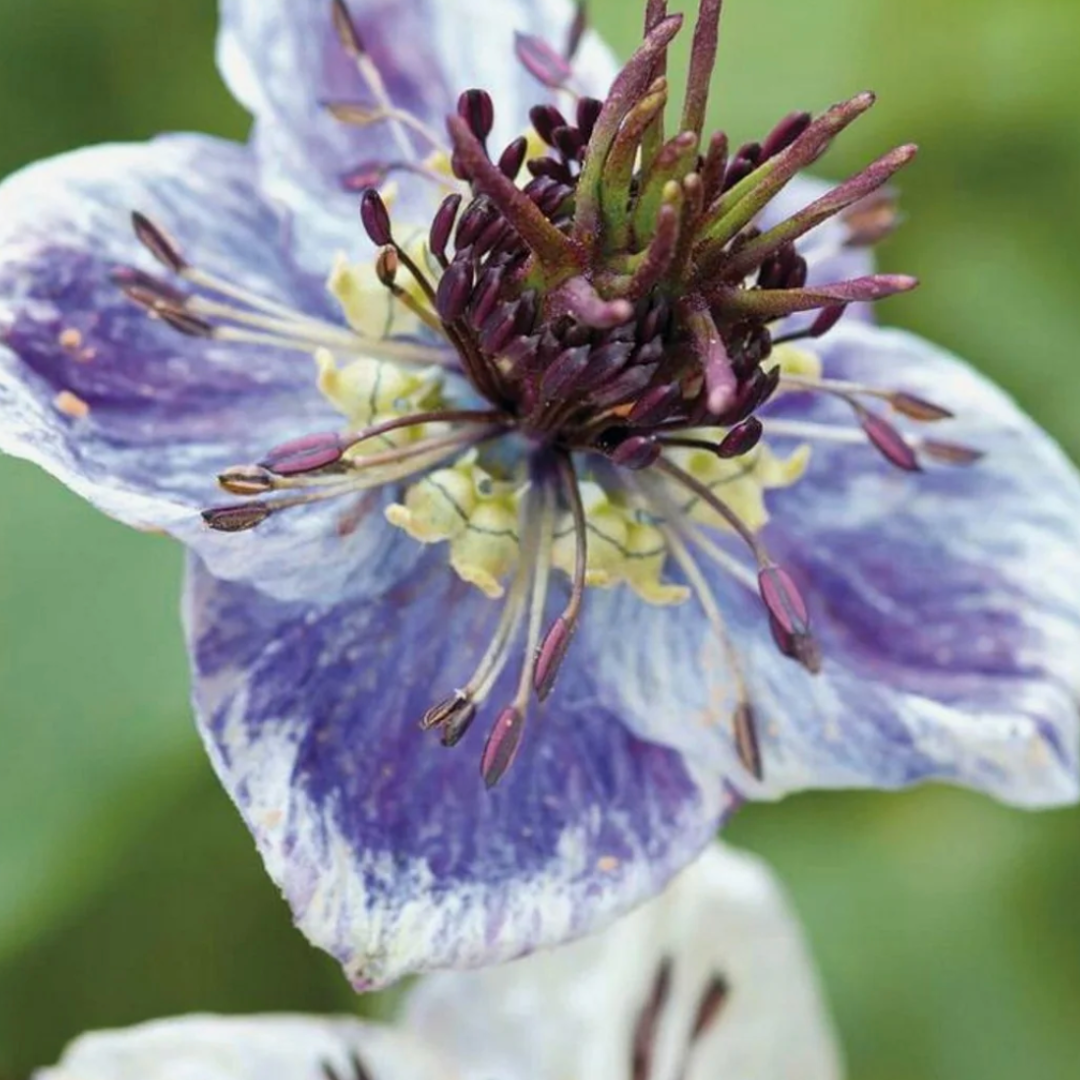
[36,845,842,1080]
[2,0,1079,986]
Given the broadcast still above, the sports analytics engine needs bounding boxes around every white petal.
[34,1014,444,1080]
[404,843,843,1080]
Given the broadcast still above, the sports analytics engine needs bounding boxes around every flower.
[1,0,1079,987]
[35,845,842,1080]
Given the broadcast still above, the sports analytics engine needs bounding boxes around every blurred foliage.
[0,0,1078,1077]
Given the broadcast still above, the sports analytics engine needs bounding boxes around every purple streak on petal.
[184,550,727,988]
[746,321,1080,806]
[0,135,417,603]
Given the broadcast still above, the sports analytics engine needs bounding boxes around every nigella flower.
[2,0,1079,986]
[36,846,842,1080]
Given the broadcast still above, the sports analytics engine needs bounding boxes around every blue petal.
[745,322,1080,806]
[0,134,400,602]
[565,323,1080,810]
[183,548,727,988]
[216,0,618,274]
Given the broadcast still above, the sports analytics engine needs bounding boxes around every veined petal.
[34,1014,443,1080]
[404,843,842,1080]
[0,134,407,603]
[568,323,1080,810]
[743,321,1080,806]
[216,0,618,273]
[183,550,729,989]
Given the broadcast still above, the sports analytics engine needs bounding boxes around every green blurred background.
[1,0,1078,1076]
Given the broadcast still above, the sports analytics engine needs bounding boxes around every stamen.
[479,477,557,788]
[654,457,767,563]
[126,211,455,367]
[534,454,588,700]
[422,551,532,745]
[515,32,574,91]
[771,303,847,345]
[661,522,762,778]
[781,373,954,421]
[323,101,448,157]
[655,455,819,672]
[329,0,422,162]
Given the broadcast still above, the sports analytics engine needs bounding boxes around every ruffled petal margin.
[183,548,729,988]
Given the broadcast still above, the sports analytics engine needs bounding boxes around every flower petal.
[0,134,408,602]
[745,322,1080,805]
[564,323,1080,810]
[183,548,729,988]
[404,843,842,1080]
[35,1013,443,1080]
[216,0,618,273]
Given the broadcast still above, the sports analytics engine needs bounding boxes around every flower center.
[118,0,983,789]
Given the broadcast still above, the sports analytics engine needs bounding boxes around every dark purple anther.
[534,615,574,701]
[552,125,586,161]
[514,31,574,90]
[540,345,591,399]
[566,1,588,61]
[808,304,847,338]
[576,96,604,141]
[440,699,478,747]
[480,707,526,789]
[218,465,275,496]
[202,503,273,533]
[761,111,813,160]
[769,613,823,674]
[530,104,569,146]
[455,200,496,248]
[921,440,985,466]
[111,265,187,308]
[498,137,529,180]
[889,392,954,422]
[583,340,635,385]
[359,188,393,246]
[758,564,811,640]
[330,0,365,57]
[435,260,474,323]
[610,434,661,470]
[429,194,462,262]
[721,155,756,193]
[857,406,921,471]
[470,267,505,329]
[157,307,213,338]
[457,89,495,144]
[480,303,520,355]
[628,382,682,425]
[717,417,764,458]
[733,702,763,780]
[131,211,186,273]
[259,431,345,476]
[526,156,572,183]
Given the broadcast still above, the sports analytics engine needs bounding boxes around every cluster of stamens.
[115,0,982,789]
